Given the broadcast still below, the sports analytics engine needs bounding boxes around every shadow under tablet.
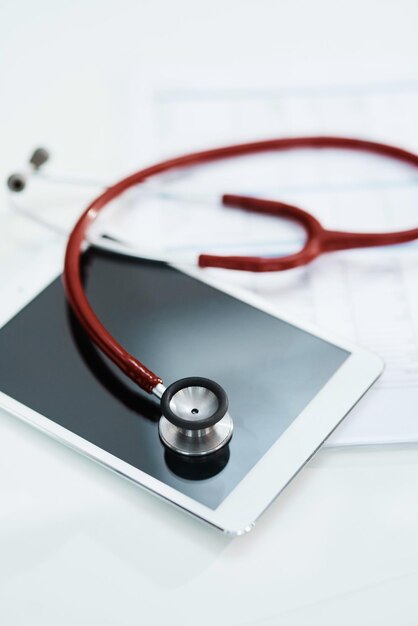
[0,250,348,509]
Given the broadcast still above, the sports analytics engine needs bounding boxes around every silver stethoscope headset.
[7,138,418,458]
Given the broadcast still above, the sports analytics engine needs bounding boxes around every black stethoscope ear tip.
[7,173,26,192]
[29,147,49,169]
[159,377,233,457]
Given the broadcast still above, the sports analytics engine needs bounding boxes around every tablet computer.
[0,243,383,534]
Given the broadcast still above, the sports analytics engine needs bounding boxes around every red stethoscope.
[8,136,418,457]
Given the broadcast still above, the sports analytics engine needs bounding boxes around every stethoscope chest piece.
[158,377,233,457]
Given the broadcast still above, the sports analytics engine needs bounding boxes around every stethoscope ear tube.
[62,135,418,399]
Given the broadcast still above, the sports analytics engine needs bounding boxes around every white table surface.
[1,2,418,624]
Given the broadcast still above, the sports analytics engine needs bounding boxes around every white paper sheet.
[103,69,418,445]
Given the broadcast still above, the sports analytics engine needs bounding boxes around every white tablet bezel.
[0,242,383,535]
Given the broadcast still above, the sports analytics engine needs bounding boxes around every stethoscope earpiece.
[29,147,50,169]
[7,147,50,193]
[158,377,233,456]
[7,173,26,193]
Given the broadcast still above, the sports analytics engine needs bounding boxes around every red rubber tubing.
[63,136,418,392]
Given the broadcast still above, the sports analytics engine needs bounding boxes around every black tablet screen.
[0,251,349,508]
